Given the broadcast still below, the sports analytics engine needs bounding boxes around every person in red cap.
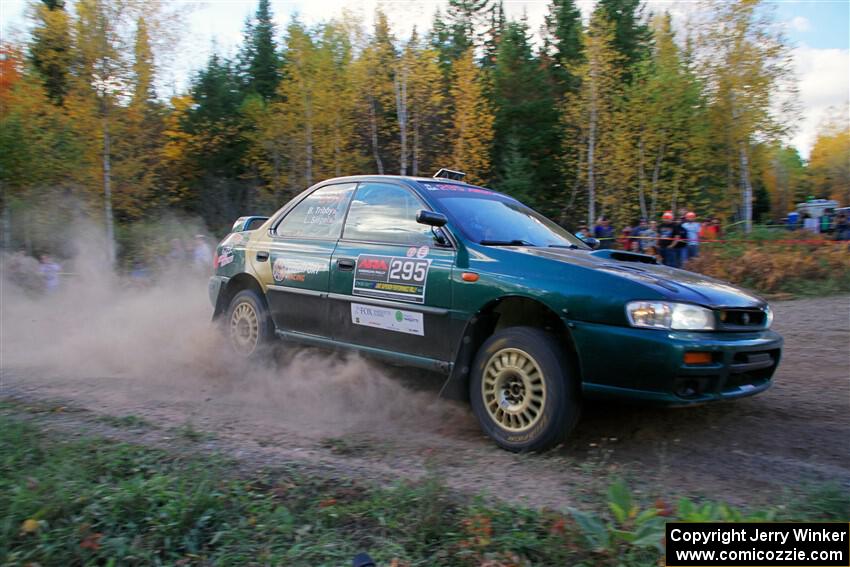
[657,210,687,267]
[682,211,702,261]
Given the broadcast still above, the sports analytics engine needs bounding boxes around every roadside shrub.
[687,235,850,296]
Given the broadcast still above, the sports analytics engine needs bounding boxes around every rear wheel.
[470,326,580,452]
[225,289,274,358]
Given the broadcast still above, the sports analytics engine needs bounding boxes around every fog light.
[684,351,712,365]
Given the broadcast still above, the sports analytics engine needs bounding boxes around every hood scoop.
[589,249,657,264]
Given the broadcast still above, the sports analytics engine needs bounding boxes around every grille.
[717,308,767,330]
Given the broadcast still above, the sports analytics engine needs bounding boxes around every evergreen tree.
[491,20,560,210]
[240,0,282,99]
[29,0,72,105]
[595,0,651,82]
[542,0,583,96]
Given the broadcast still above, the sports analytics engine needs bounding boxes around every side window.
[343,183,434,246]
[276,183,355,239]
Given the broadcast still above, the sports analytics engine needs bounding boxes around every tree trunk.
[649,143,666,219]
[739,139,753,233]
[102,115,115,267]
[368,97,383,174]
[412,111,420,177]
[394,64,408,176]
[587,90,597,227]
[305,92,313,187]
[637,137,647,219]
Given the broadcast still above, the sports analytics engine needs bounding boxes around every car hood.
[507,246,766,308]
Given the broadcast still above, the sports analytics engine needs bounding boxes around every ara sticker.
[351,303,424,336]
[417,245,429,258]
[406,246,417,258]
[352,254,431,304]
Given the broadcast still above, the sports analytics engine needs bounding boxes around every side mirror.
[582,237,600,250]
[416,210,448,228]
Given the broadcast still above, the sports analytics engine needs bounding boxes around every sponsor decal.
[406,246,417,258]
[272,257,325,283]
[421,182,493,195]
[417,245,429,258]
[303,205,339,225]
[351,303,424,336]
[352,254,431,304]
[272,258,286,281]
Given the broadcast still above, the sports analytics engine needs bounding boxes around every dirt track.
[2,293,848,510]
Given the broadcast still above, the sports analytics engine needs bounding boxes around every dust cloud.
[0,222,466,439]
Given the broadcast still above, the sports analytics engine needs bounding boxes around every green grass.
[95,414,152,429]
[0,416,846,566]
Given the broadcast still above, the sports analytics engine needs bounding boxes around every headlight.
[764,306,773,328]
[626,301,716,331]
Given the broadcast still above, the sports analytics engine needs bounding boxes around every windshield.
[425,186,587,248]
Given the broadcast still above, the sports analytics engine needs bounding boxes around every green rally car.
[209,173,783,452]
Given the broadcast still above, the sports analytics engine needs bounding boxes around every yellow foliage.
[449,49,494,185]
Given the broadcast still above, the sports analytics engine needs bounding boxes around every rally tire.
[470,326,580,452]
[224,289,275,359]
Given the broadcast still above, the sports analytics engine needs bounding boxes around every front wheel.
[470,327,580,452]
[224,289,275,359]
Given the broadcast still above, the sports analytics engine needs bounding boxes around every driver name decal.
[353,254,431,304]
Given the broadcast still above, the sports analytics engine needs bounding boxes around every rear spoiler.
[231,216,269,233]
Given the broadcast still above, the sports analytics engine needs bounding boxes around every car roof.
[313,174,511,200]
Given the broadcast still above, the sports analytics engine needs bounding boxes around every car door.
[253,183,355,337]
[329,182,455,362]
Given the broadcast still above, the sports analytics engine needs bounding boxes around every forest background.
[1,0,848,265]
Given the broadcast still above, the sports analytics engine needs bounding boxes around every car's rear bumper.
[208,275,229,309]
[570,321,783,405]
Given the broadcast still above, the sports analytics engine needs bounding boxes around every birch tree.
[698,0,795,231]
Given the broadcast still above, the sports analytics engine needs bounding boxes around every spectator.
[632,218,648,250]
[39,254,62,293]
[644,245,662,264]
[192,234,213,271]
[682,211,701,260]
[618,226,632,250]
[786,210,800,230]
[701,217,722,241]
[642,220,658,250]
[167,238,186,263]
[574,225,591,241]
[657,211,687,268]
[833,213,850,241]
[593,216,616,249]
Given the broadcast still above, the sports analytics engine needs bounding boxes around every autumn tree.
[29,0,72,105]
[562,13,623,226]
[698,0,796,231]
[350,11,398,174]
[808,115,850,205]
[448,48,494,185]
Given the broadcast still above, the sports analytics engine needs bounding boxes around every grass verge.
[1,416,847,566]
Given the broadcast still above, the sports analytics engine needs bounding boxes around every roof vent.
[433,168,466,181]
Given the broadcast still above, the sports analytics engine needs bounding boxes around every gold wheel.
[229,300,260,356]
[481,347,547,432]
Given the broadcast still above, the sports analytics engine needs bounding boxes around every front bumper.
[570,321,783,405]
